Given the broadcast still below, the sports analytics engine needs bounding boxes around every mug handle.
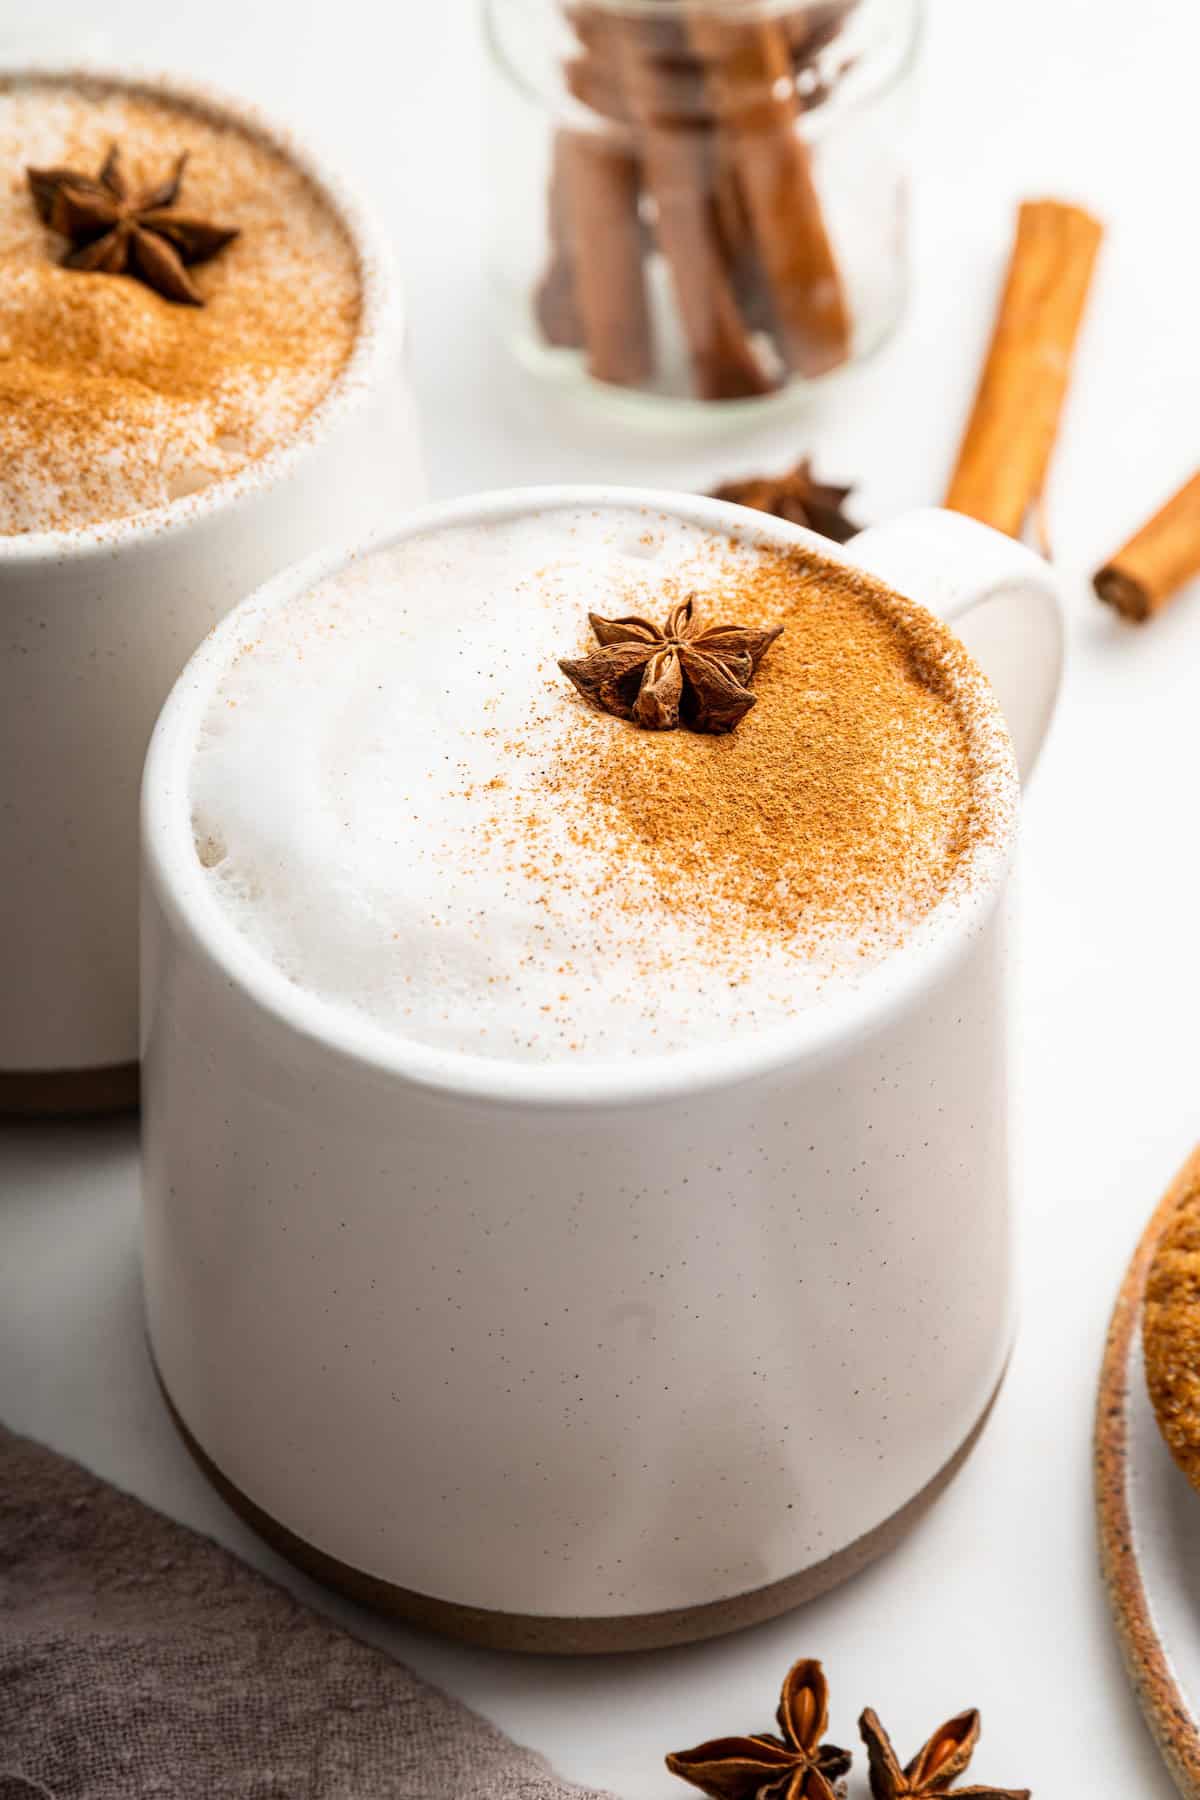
[849,507,1064,785]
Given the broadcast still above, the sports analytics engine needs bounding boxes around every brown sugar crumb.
[0,77,362,534]
[1145,1161,1200,1490]
[548,543,1012,969]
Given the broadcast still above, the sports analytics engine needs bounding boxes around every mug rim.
[0,61,404,564]
[141,485,1020,1110]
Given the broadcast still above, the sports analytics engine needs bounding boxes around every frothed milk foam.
[0,76,361,534]
[190,506,1014,1065]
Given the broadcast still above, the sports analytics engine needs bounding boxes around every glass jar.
[484,0,920,425]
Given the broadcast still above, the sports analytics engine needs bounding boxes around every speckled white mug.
[0,66,424,1114]
[140,489,1061,1653]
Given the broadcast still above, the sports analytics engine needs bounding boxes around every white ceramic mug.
[0,68,425,1114]
[140,488,1062,1653]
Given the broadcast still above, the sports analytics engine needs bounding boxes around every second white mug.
[0,67,425,1113]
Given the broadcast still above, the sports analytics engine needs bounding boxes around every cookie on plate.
[1144,1158,1200,1486]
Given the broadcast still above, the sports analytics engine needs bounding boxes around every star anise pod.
[666,1658,852,1800]
[858,1708,1030,1800]
[710,458,860,544]
[26,144,238,305]
[558,593,781,734]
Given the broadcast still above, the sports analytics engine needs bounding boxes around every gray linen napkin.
[0,1424,616,1800]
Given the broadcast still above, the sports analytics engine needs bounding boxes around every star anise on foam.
[859,1708,1029,1800]
[666,1659,852,1800]
[558,593,782,734]
[26,144,238,305]
[711,458,860,544]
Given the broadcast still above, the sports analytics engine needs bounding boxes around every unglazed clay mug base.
[0,66,425,1113]
[141,490,1062,1652]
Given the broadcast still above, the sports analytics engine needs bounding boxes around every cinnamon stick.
[706,127,778,339]
[608,12,775,400]
[1094,471,1200,623]
[534,134,587,350]
[944,199,1103,537]
[558,127,654,388]
[685,14,851,378]
[535,21,654,386]
[564,17,632,123]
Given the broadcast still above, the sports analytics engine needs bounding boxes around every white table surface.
[2,1,1197,1793]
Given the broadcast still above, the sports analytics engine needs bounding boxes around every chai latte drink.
[0,75,361,532]
[0,71,418,1110]
[189,504,1015,1063]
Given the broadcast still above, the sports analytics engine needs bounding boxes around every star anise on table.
[558,593,782,734]
[858,1708,1030,1800]
[26,144,238,305]
[711,458,861,544]
[666,1658,852,1800]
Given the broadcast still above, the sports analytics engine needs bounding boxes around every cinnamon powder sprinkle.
[0,77,361,535]
[546,544,1014,973]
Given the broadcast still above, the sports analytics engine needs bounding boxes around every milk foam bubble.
[190,506,1001,1065]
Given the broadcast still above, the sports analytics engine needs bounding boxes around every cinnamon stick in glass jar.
[534,135,587,349]
[558,128,655,386]
[710,147,774,337]
[537,20,655,387]
[1094,471,1200,623]
[531,0,857,402]
[684,11,850,376]
[944,199,1103,538]
[607,9,776,399]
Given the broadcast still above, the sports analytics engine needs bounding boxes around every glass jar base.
[507,284,907,437]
